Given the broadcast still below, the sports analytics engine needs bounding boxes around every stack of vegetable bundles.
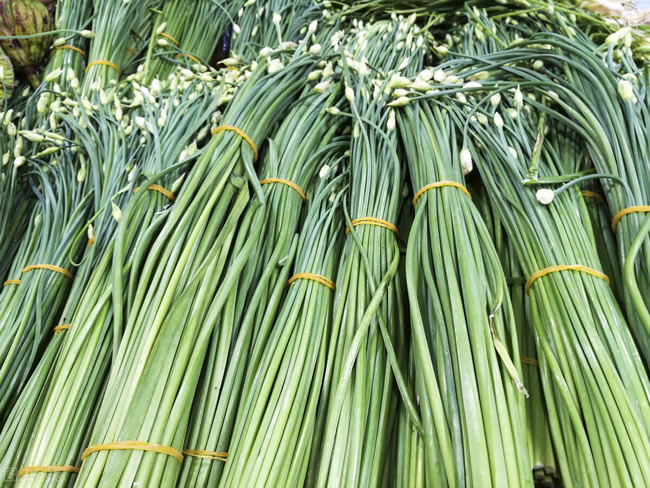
[0,1,648,487]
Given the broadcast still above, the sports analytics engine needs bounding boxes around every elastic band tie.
[183,449,228,462]
[127,47,137,55]
[134,184,176,202]
[288,273,335,291]
[85,60,121,75]
[54,324,71,334]
[520,356,539,366]
[176,53,201,64]
[525,265,609,295]
[88,237,96,247]
[413,181,472,207]
[3,279,21,286]
[260,178,306,201]
[17,465,80,478]
[211,125,258,162]
[612,205,650,231]
[23,264,74,280]
[81,441,183,463]
[159,33,180,46]
[346,217,399,236]
[581,190,604,202]
[51,45,86,58]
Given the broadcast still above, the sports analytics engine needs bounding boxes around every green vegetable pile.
[0,1,649,487]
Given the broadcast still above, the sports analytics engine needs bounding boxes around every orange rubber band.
[51,45,87,58]
[260,178,306,201]
[525,265,609,295]
[581,190,604,202]
[346,217,399,236]
[81,441,183,463]
[23,264,74,280]
[88,237,96,247]
[520,356,539,366]
[134,184,176,202]
[288,273,335,291]
[183,449,228,462]
[126,47,137,55]
[85,60,120,75]
[159,33,180,46]
[612,205,650,231]
[413,181,472,207]
[17,465,80,478]
[3,279,21,286]
[176,53,201,64]
[54,324,71,334]
[211,126,258,162]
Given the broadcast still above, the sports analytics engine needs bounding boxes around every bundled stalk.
[12,71,220,488]
[397,100,530,487]
[179,86,346,488]
[75,51,320,487]
[82,0,158,92]
[147,0,245,80]
[313,19,426,485]
[43,0,93,89]
[219,169,346,488]
[0,145,89,419]
[448,77,650,486]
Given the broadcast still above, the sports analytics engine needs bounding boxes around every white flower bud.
[388,96,410,107]
[314,80,331,93]
[618,79,636,103]
[460,148,473,175]
[490,93,501,107]
[44,68,63,83]
[156,22,168,35]
[111,202,123,222]
[6,123,16,136]
[326,107,341,115]
[80,30,95,38]
[308,20,318,34]
[417,69,434,81]
[272,13,282,24]
[387,110,396,131]
[508,147,518,159]
[433,69,446,82]
[319,164,330,178]
[345,86,355,102]
[536,189,555,205]
[309,44,322,55]
[409,79,430,92]
[533,60,544,71]
[21,131,45,142]
[494,112,504,128]
[53,37,66,47]
[13,156,26,168]
[514,85,523,108]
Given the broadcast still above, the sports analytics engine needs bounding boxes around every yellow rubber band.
[525,265,609,295]
[288,273,335,291]
[176,53,201,64]
[54,324,71,334]
[134,184,176,202]
[17,465,80,478]
[612,205,650,231]
[81,441,183,463]
[581,190,604,202]
[85,60,121,75]
[159,33,180,46]
[23,264,74,280]
[183,449,228,462]
[211,125,258,162]
[51,45,87,58]
[346,217,399,236]
[520,356,539,366]
[3,279,21,286]
[413,181,472,207]
[127,47,137,55]
[88,237,96,247]
[260,178,306,201]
